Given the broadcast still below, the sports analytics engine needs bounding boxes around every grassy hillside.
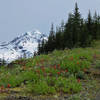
[0,41,100,100]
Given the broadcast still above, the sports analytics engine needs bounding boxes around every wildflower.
[65,69,68,72]
[1,85,4,90]
[77,62,80,65]
[70,57,73,60]
[7,84,11,88]
[57,64,60,69]
[77,79,80,83]
[57,72,60,75]
[54,65,56,69]
[61,70,64,73]
[41,67,45,72]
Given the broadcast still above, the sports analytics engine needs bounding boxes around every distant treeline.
[38,3,100,54]
[0,59,6,66]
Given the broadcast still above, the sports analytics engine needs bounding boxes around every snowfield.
[0,30,47,63]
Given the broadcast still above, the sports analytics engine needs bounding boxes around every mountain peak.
[33,30,42,34]
[25,30,41,36]
[0,30,47,63]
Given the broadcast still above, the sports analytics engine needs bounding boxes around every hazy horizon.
[0,0,100,42]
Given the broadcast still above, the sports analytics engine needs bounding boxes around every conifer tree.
[64,13,74,48]
[55,27,62,49]
[61,20,65,33]
[47,23,55,52]
[37,42,41,55]
[97,15,100,39]
[64,3,82,48]
[73,3,82,47]
[86,10,93,41]
[41,39,45,53]
[80,20,90,47]
[93,11,98,39]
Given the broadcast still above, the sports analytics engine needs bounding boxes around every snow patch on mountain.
[0,30,47,63]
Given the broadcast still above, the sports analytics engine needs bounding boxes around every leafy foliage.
[0,45,99,95]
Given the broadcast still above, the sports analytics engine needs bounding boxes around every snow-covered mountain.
[0,30,47,63]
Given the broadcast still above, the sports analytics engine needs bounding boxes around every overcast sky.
[0,0,100,42]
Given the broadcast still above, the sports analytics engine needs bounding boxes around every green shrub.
[46,76,56,86]
[95,60,100,69]
[76,71,85,79]
[26,81,49,95]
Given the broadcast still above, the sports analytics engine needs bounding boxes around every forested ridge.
[38,3,100,54]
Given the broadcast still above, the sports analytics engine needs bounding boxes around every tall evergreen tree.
[55,27,62,49]
[73,3,82,47]
[47,23,55,52]
[61,20,65,33]
[80,20,90,47]
[86,10,93,41]
[41,39,46,53]
[93,11,98,39]
[37,42,40,55]
[64,13,74,48]
[97,15,100,39]
[64,3,82,48]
